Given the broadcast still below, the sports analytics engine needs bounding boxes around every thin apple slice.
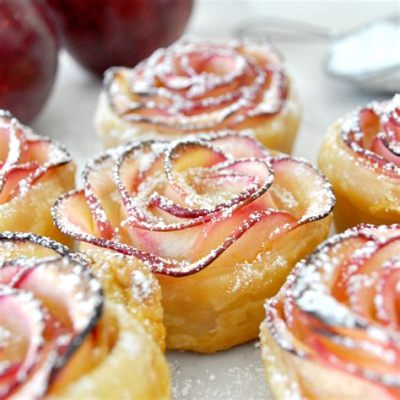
[164,140,227,195]
[270,156,335,222]
[53,190,98,238]
[208,131,268,159]
[375,264,400,328]
[82,153,117,240]
[0,288,45,398]
[0,164,38,203]
[114,140,166,196]
[371,135,400,167]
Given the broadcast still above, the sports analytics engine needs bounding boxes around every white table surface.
[33,1,399,398]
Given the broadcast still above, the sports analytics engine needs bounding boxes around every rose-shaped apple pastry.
[96,39,301,152]
[261,224,400,399]
[52,132,334,353]
[0,232,170,399]
[0,111,75,244]
[319,94,400,232]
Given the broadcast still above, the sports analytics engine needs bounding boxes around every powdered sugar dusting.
[53,131,334,277]
[168,341,269,399]
[105,38,289,133]
[131,270,153,301]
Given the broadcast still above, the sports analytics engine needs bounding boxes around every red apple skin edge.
[44,0,194,76]
[0,0,58,123]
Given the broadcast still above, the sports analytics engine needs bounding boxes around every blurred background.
[31,0,398,168]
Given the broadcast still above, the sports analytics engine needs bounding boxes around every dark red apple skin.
[0,0,58,123]
[45,0,194,76]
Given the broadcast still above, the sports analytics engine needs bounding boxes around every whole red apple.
[45,0,194,76]
[0,0,58,123]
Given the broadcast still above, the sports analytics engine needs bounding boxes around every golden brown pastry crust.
[52,302,170,400]
[82,248,166,350]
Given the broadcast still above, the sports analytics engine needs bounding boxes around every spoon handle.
[234,16,335,42]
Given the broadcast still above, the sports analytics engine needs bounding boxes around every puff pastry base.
[95,88,301,153]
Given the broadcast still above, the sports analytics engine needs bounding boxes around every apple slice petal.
[113,140,168,226]
[147,209,295,276]
[271,156,335,222]
[375,264,400,328]
[164,139,228,197]
[7,259,102,332]
[305,328,400,383]
[53,189,101,239]
[371,135,400,167]
[0,288,45,398]
[207,130,269,159]
[0,164,38,203]
[192,209,297,268]
[82,153,119,240]
[114,140,167,196]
